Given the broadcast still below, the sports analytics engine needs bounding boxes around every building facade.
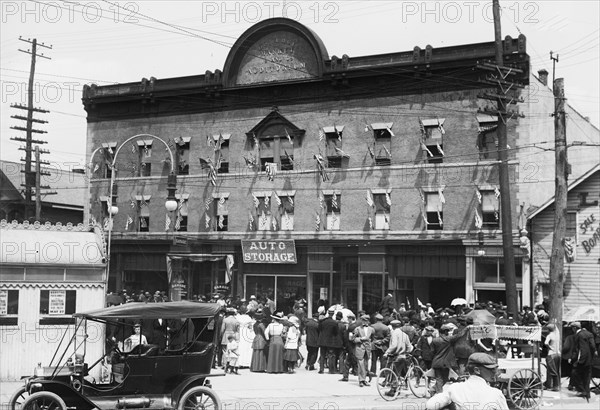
[528,165,600,310]
[83,18,541,314]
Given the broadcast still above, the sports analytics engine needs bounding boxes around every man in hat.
[544,323,561,391]
[568,321,597,400]
[317,307,343,374]
[416,325,436,370]
[247,295,259,313]
[220,307,240,368]
[351,314,374,387]
[431,323,464,393]
[305,312,320,371]
[383,319,413,394]
[426,352,508,410]
[370,313,390,376]
[520,306,539,326]
[379,290,397,317]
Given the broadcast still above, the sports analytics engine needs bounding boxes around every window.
[371,123,393,166]
[278,194,295,231]
[373,193,391,230]
[477,115,498,160]
[40,290,76,315]
[0,290,19,326]
[137,197,151,232]
[325,193,341,230]
[137,140,153,177]
[425,192,443,230]
[324,126,346,169]
[255,193,272,231]
[212,134,230,174]
[476,259,522,284]
[175,195,188,232]
[421,119,445,164]
[481,190,500,228]
[175,137,191,175]
[259,133,294,172]
[214,196,229,232]
[101,142,116,179]
[424,144,444,164]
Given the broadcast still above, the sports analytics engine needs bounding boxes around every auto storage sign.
[241,240,297,264]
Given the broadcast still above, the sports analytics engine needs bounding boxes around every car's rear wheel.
[178,386,221,410]
[20,391,66,410]
[8,386,30,410]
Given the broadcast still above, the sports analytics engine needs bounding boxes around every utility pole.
[10,37,53,220]
[483,0,520,317]
[548,77,568,334]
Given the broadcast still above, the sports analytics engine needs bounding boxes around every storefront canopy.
[74,301,222,320]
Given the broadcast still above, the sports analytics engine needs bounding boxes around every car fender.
[171,375,212,406]
[33,380,97,410]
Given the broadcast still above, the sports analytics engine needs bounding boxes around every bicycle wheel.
[407,365,430,398]
[377,368,400,401]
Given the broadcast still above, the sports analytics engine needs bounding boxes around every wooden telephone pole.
[548,77,568,330]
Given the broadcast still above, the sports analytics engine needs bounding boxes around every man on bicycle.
[382,319,413,396]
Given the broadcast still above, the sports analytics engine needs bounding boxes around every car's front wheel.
[8,386,30,410]
[20,391,66,410]
[178,386,222,410]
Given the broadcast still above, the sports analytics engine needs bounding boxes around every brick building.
[82,18,590,314]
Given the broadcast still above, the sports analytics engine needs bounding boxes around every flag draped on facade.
[421,142,434,157]
[476,189,482,204]
[368,217,373,230]
[313,153,329,182]
[218,214,225,229]
[165,213,171,231]
[205,214,211,229]
[315,213,321,231]
[318,128,325,142]
[332,193,338,209]
[474,209,483,229]
[253,193,260,209]
[366,190,374,207]
[385,192,392,207]
[125,215,133,230]
[438,187,446,204]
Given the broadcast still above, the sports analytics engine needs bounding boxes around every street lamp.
[477,230,486,257]
[92,134,177,297]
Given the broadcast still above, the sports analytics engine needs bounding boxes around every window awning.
[323,125,345,133]
[421,118,445,127]
[370,122,393,130]
[136,139,154,146]
[212,134,231,141]
[167,253,226,263]
[476,114,498,123]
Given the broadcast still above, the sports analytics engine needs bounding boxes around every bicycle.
[376,353,436,401]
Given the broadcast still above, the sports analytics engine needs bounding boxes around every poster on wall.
[49,290,66,315]
[320,287,328,300]
[0,290,7,315]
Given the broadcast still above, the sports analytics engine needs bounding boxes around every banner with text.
[241,240,297,264]
[469,325,542,341]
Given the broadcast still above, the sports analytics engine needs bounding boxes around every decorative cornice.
[0,219,91,231]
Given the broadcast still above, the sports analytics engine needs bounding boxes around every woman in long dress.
[236,306,255,368]
[283,316,301,373]
[250,311,268,372]
[265,312,285,374]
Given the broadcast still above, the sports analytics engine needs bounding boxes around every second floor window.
[325,193,341,230]
[481,191,500,228]
[278,195,295,231]
[324,126,346,169]
[137,198,150,232]
[137,140,153,177]
[374,193,391,230]
[477,115,498,160]
[259,134,294,172]
[425,192,443,230]
[214,196,229,232]
[255,193,272,231]
[175,137,191,175]
[371,123,393,166]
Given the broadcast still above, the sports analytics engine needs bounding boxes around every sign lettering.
[49,290,66,315]
[241,239,297,264]
[0,290,7,316]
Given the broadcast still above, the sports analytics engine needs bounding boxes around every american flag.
[205,214,211,229]
[272,216,277,230]
[437,209,443,227]
[476,189,482,204]
[418,189,425,203]
[436,143,445,156]
[335,147,349,158]
[249,212,254,230]
[475,210,483,229]
[274,193,282,207]
[330,210,338,226]
[334,125,342,141]
[93,163,99,173]
[205,198,212,211]
[382,145,391,158]
[253,194,260,209]
[165,213,171,231]
[131,143,137,154]
[287,196,294,207]
[139,217,147,229]
[175,213,183,230]
[364,123,371,133]
[125,215,133,230]
[318,128,325,142]
[494,187,501,199]
[367,145,375,159]
[437,118,446,135]
[252,132,258,147]
[218,214,225,229]
[264,195,270,207]
[315,213,321,231]
[366,190,374,207]
[319,192,325,209]
[130,200,136,209]
[385,192,392,207]
[368,217,373,230]
[386,125,395,137]
[418,117,425,136]
[421,142,433,157]
[285,129,293,145]
[219,196,226,206]
[206,135,213,147]
[438,187,446,204]
[332,193,338,209]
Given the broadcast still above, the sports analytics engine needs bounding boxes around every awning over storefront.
[167,253,226,262]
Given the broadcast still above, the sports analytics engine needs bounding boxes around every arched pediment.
[223,18,329,87]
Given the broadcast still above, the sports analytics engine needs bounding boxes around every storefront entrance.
[245,275,305,314]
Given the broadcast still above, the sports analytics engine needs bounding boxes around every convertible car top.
[74,301,222,320]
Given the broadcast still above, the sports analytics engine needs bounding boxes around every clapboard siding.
[531,170,600,311]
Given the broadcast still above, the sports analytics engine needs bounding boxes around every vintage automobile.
[9,301,224,409]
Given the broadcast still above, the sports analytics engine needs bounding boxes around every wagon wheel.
[8,386,30,410]
[406,365,429,398]
[508,368,544,410]
[178,386,222,410]
[376,368,400,401]
[20,391,67,410]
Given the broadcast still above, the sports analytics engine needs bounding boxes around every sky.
[1,0,599,169]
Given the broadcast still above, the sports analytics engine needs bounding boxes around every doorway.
[428,279,464,311]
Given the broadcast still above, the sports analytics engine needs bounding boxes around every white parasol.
[563,305,600,322]
[450,298,468,306]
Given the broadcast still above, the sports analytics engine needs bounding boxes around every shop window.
[256,193,272,231]
[0,289,19,326]
[101,142,116,179]
[371,122,393,166]
[425,192,443,230]
[214,196,229,232]
[477,115,498,160]
[175,196,188,232]
[39,290,76,325]
[324,126,346,169]
[279,195,295,231]
[475,258,522,284]
[481,191,500,228]
[212,134,230,174]
[325,194,341,230]
[137,198,150,232]
[175,137,191,175]
[373,193,391,230]
[137,140,153,177]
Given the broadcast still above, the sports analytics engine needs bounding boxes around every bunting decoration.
[272,215,277,230]
[476,189,482,204]
[437,209,443,227]
[218,196,226,206]
[204,197,212,211]
[252,193,260,209]
[313,153,329,182]
[205,214,211,229]
[418,117,425,137]
[249,212,255,230]
[332,193,338,209]
[315,213,321,231]
[494,187,501,199]
[366,190,374,207]
[436,143,445,156]
[437,117,446,135]
[264,195,270,207]
[368,217,373,230]
[175,213,183,231]
[165,213,171,231]
[285,129,293,145]
[139,217,147,229]
[274,192,282,207]
[318,128,325,142]
[474,209,483,229]
[243,154,258,170]
[385,192,392,207]
[218,214,225,229]
[265,162,277,181]
[318,191,325,209]
[438,187,446,204]
[131,143,137,154]
[335,147,350,158]
[421,142,434,157]
[125,215,133,230]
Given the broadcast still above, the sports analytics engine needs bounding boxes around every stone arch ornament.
[222,18,329,87]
